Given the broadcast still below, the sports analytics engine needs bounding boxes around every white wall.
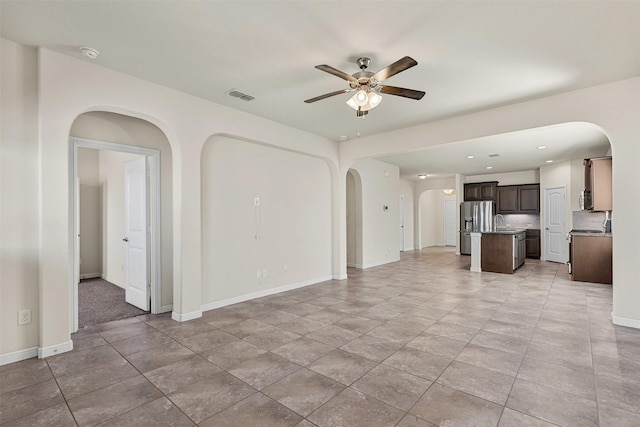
[0,39,39,358]
[539,161,572,262]
[346,170,362,267]
[78,148,102,278]
[79,185,102,278]
[399,179,415,251]
[419,190,454,248]
[71,112,175,308]
[350,159,400,268]
[201,136,332,306]
[466,170,539,185]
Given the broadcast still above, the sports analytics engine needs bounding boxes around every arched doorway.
[69,111,174,331]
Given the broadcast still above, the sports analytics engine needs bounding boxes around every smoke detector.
[79,47,99,59]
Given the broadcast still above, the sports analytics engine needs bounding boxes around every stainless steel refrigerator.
[460,201,495,255]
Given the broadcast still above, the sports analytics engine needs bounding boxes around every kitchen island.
[474,229,526,274]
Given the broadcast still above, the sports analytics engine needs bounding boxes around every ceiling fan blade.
[315,65,359,84]
[379,85,425,100]
[371,56,418,82]
[304,89,351,103]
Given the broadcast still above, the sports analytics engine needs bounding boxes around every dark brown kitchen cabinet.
[496,184,540,214]
[496,187,518,213]
[525,229,541,259]
[481,231,526,274]
[464,181,498,201]
[571,234,612,284]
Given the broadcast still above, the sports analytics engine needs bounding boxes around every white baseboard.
[333,274,348,280]
[612,313,640,329]
[102,275,126,289]
[160,304,173,314]
[38,340,73,359]
[80,272,102,280]
[361,257,401,269]
[346,263,357,268]
[201,275,333,313]
[0,346,38,366]
[172,310,202,322]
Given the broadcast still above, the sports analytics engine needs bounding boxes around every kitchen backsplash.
[502,214,540,229]
[572,210,607,231]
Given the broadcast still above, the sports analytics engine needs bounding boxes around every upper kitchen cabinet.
[584,157,612,211]
[497,184,540,214]
[464,181,498,201]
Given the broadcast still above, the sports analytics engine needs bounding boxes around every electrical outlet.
[262,269,268,278]
[256,269,262,279]
[254,197,260,206]
[18,309,31,325]
[283,265,288,274]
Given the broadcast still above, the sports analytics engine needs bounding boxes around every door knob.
[123,237,129,242]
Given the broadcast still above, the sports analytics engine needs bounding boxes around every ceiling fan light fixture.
[368,92,382,107]
[354,89,369,106]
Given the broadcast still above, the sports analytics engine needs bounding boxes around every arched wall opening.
[69,111,175,327]
[200,135,334,309]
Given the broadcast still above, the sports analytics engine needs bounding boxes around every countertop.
[481,228,527,235]
[570,230,613,237]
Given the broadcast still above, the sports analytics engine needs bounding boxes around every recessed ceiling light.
[466,155,474,159]
[546,160,554,163]
[418,174,427,180]
[338,135,349,141]
[537,146,547,150]
[79,46,99,59]
[486,166,493,170]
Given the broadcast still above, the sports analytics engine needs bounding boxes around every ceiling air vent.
[227,89,255,102]
[488,153,500,158]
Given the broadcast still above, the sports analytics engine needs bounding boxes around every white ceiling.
[1,1,638,178]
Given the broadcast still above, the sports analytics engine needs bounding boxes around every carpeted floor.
[78,278,148,328]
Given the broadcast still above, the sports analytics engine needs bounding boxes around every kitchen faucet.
[494,214,505,230]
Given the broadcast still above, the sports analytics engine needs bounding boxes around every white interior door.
[544,186,566,263]
[399,195,405,252]
[444,199,456,246]
[124,156,149,310]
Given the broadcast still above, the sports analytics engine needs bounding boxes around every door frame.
[70,137,162,332]
[399,195,405,252]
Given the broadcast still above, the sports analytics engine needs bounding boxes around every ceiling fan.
[304,56,425,116]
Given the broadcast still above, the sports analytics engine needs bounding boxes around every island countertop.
[481,229,527,235]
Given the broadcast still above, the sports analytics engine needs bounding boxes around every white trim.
[346,263,358,268]
[102,275,127,290]
[160,304,173,313]
[172,310,202,322]
[612,313,640,329]
[201,275,333,313]
[38,341,73,359]
[79,273,102,280]
[333,274,348,280]
[70,137,163,334]
[360,258,401,269]
[0,347,38,366]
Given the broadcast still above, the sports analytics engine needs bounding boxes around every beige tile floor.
[2,247,640,426]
